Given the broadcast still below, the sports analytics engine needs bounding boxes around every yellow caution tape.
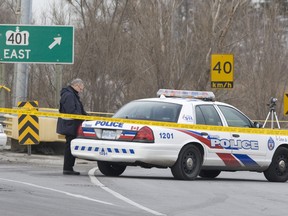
[1,108,288,136]
[0,85,11,92]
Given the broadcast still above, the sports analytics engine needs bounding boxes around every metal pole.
[0,64,5,107]
[13,0,32,155]
[13,0,32,106]
[271,110,274,129]
[274,112,281,129]
[55,65,63,107]
[262,111,270,128]
[27,145,31,156]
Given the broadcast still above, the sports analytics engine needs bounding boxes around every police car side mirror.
[253,122,262,128]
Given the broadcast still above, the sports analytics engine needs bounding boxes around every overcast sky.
[32,0,50,14]
[32,0,57,23]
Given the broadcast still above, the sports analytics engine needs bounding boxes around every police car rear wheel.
[199,170,221,178]
[264,147,288,182]
[97,161,126,176]
[171,145,203,180]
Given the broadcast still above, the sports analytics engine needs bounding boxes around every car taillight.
[77,125,85,137]
[133,126,154,142]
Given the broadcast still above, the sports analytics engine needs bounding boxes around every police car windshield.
[113,101,182,122]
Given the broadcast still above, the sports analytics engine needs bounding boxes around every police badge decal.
[267,137,275,151]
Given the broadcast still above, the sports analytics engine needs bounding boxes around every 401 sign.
[211,54,234,89]
[0,25,74,64]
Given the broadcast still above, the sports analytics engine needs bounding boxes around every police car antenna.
[263,97,280,129]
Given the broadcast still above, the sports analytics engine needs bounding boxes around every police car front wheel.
[264,147,288,182]
[171,145,203,180]
[97,161,126,176]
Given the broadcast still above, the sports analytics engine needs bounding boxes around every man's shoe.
[63,170,80,175]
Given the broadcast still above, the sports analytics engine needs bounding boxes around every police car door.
[217,105,267,169]
[195,104,233,167]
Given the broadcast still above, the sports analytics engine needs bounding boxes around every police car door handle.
[201,132,208,136]
[232,134,240,138]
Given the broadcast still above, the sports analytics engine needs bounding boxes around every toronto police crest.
[267,137,275,151]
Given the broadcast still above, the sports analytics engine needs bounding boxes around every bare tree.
[233,1,288,121]
[7,0,288,125]
[0,0,17,108]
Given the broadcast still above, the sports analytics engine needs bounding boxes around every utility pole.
[13,0,32,107]
[0,64,5,107]
[55,65,63,107]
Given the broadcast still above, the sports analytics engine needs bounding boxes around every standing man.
[56,78,87,175]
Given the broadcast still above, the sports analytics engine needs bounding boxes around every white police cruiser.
[71,89,288,182]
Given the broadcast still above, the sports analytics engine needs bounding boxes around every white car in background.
[0,124,7,150]
[71,89,288,182]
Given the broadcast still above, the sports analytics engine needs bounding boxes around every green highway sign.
[0,25,74,64]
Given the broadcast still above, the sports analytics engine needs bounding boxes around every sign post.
[0,25,74,64]
[211,54,234,89]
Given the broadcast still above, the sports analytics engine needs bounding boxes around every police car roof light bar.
[157,89,215,101]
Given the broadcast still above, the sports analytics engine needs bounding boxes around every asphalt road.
[0,152,288,216]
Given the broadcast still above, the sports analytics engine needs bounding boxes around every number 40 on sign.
[211,54,234,89]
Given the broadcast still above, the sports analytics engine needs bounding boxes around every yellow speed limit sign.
[211,54,234,89]
[284,93,288,115]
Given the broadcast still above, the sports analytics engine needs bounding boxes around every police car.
[71,89,288,182]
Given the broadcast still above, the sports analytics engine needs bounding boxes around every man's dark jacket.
[56,86,86,136]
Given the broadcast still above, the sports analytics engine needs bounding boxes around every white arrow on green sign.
[0,25,74,64]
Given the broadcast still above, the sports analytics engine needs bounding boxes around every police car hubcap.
[278,160,286,172]
[186,158,194,170]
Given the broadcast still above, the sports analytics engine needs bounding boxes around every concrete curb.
[0,150,63,165]
[0,150,94,166]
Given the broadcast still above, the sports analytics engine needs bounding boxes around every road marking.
[88,167,166,216]
[0,177,114,206]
